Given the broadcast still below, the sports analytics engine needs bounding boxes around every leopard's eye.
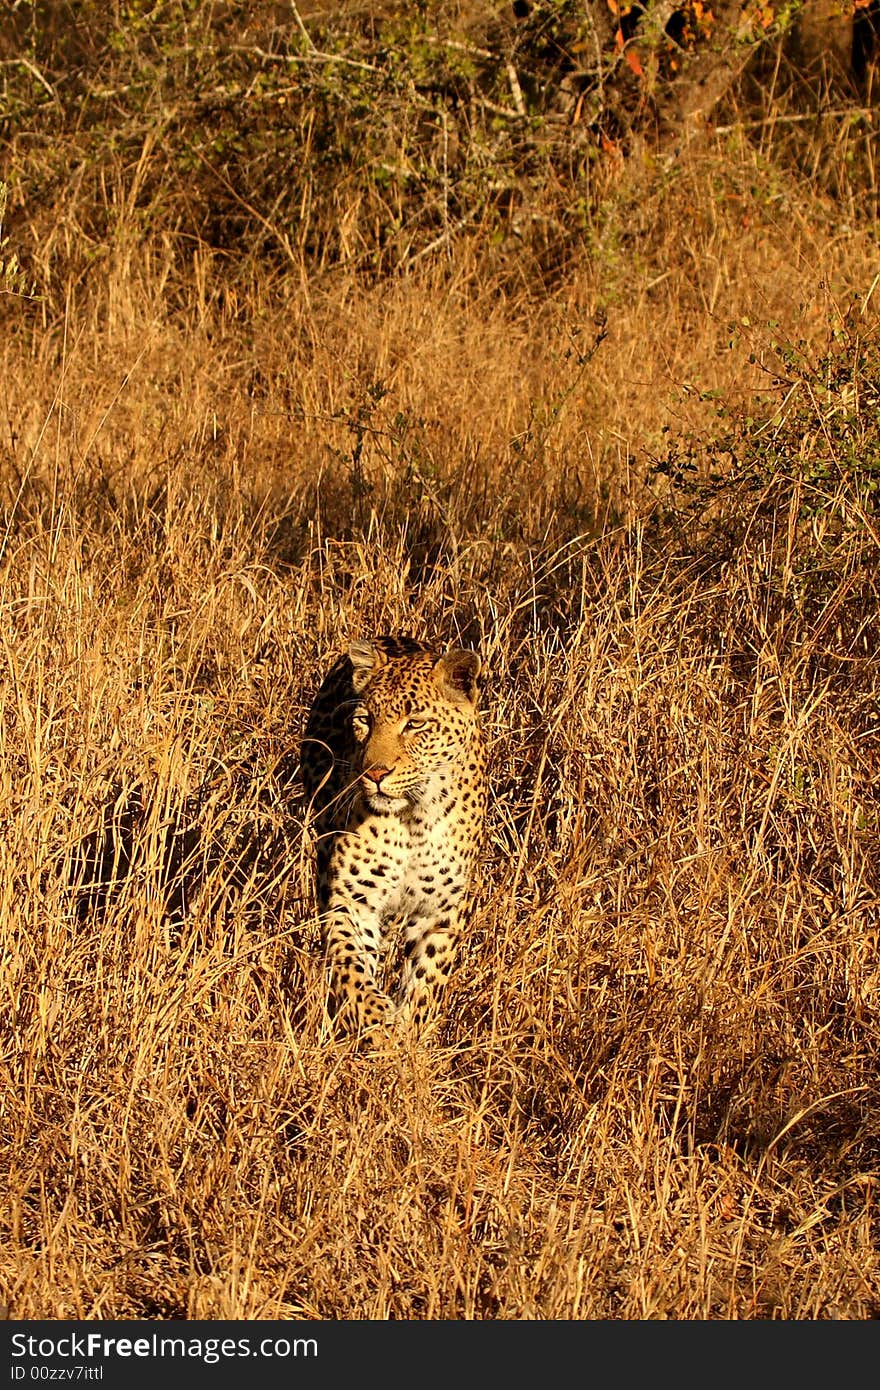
[403,718,427,733]
[352,706,371,740]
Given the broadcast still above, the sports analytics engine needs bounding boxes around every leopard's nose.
[364,765,391,788]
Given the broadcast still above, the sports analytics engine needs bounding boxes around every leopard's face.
[349,649,480,813]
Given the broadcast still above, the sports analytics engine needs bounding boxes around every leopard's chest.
[332,793,475,917]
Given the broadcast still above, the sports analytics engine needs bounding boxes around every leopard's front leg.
[323,815,406,1034]
[394,907,466,1029]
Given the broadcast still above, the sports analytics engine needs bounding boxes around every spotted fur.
[301,635,487,1033]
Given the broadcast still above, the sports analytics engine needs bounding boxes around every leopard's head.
[346,639,481,811]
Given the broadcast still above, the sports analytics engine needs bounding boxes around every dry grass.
[1,13,880,1317]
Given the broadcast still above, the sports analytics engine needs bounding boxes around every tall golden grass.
[2,6,879,1317]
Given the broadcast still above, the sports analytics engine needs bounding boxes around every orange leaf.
[615,26,625,51]
[719,1192,737,1222]
[625,47,644,77]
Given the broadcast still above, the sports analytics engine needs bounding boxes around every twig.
[474,95,523,120]
[506,61,526,117]
[400,215,473,270]
[422,36,495,60]
[713,108,876,134]
[289,2,317,53]
[241,43,380,75]
[1,56,58,100]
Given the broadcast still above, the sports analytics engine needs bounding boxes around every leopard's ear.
[434,648,481,707]
[348,639,384,692]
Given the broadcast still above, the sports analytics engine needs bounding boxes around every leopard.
[301,635,487,1035]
